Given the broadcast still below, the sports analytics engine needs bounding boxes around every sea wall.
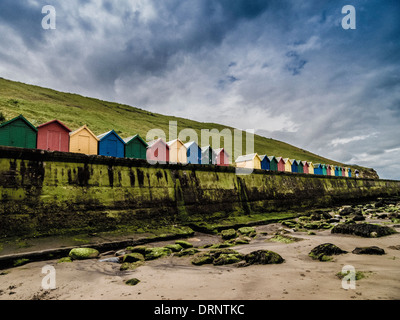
[0,146,399,238]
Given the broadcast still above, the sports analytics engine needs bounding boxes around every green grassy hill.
[0,77,375,177]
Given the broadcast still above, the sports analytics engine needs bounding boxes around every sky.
[0,0,399,179]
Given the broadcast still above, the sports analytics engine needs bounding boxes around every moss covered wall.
[0,146,399,238]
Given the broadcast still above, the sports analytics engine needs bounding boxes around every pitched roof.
[123,134,148,146]
[69,125,99,141]
[167,139,185,148]
[97,130,125,144]
[147,138,168,148]
[184,141,200,149]
[0,114,38,132]
[235,153,260,163]
[37,119,71,132]
[214,148,229,157]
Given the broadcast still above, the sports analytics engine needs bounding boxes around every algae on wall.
[0,146,399,238]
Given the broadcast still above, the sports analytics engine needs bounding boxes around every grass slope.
[0,77,367,171]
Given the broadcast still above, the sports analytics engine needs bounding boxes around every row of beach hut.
[0,115,353,177]
[235,153,353,177]
[0,115,229,166]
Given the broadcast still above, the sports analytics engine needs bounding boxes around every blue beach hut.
[314,163,323,175]
[184,141,202,164]
[291,159,298,173]
[260,155,270,170]
[348,168,352,177]
[97,130,125,158]
[335,166,341,177]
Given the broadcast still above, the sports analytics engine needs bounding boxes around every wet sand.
[1,220,399,300]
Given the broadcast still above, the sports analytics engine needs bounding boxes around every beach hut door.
[78,134,90,153]
[10,124,26,147]
[48,130,61,150]
[107,139,117,156]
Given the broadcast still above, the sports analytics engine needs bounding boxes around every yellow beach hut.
[235,153,262,170]
[166,139,187,164]
[69,125,99,155]
[283,158,292,172]
[308,162,315,174]
[344,167,349,177]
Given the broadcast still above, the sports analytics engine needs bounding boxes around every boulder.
[174,248,199,257]
[213,253,243,265]
[144,247,172,260]
[309,243,347,261]
[164,244,183,252]
[175,240,193,248]
[191,252,214,266]
[126,245,147,254]
[332,223,397,238]
[125,278,140,286]
[238,227,256,237]
[69,248,99,260]
[220,229,237,240]
[339,206,354,216]
[352,246,385,255]
[244,250,284,265]
[122,252,145,263]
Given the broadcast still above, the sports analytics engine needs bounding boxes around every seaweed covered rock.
[211,249,244,265]
[126,245,147,254]
[192,252,214,266]
[174,248,199,257]
[125,278,140,286]
[238,227,256,237]
[164,244,183,252]
[122,252,145,263]
[69,248,99,260]
[191,249,244,266]
[352,246,385,255]
[309,243,347,261]
[332,223,397,238]
[213,253,243,265]
[144,247,172,260]
[244,250,284,265]
[220,229,237,240]
[175,240,193,248]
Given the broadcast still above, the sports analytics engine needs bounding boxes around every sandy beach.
[0,215,399,301]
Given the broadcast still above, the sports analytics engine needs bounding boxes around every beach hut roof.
[37,119,71,132]
[70,125,99,141]
[97,130,125,144]
[259,154,267,161]
[184,141,199,149]
[268,156,276,162]
[301,161,308,166]
[235,153,260,163]
[0,114,38,132]
[275,156,282,162]
[123,134,148,146]
[214,148,229,157]
[167,138,185,147]
[283,158,292,164]
[147,138,168,148]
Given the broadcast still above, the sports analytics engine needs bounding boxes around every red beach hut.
[302,161,309,174]
[146,138,169,164]
[214,148,229,166]
[37,119,71,152]
[276,157,285,172]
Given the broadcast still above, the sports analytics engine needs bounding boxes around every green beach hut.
[124,134,148,159]
[0,114,37,149]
